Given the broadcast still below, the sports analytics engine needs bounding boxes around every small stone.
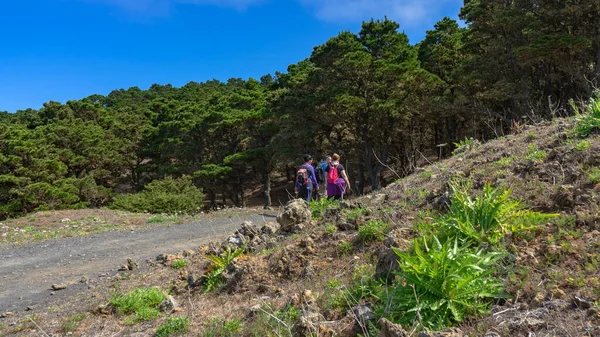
[96,304,112,315]
[551,287,566,299]
[25,306,35,311]
[159,295,177,313]
[80,276,89,283]
[50,292,55,296]
[182,249,195,257]
[127,258,139,271]
[352,305,375,326]
[52,284,67,290]
[574,296,593,309]
[0,312,14,318]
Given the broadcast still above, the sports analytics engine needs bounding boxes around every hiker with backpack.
[294,154,319,202]
[326,153,351,200]
[315,156,330,199]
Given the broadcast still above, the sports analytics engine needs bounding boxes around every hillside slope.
[2,118,600,336]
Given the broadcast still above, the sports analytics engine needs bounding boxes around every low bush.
[111,175,204,214]
[110,287,166,324]
[155,316,190,337]
[309,198,339,220]
[573,91,600,138]
[358,220,391,242]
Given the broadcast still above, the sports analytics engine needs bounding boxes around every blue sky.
[0,0,463,112]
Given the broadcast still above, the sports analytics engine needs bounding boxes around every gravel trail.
[0,212,276,313]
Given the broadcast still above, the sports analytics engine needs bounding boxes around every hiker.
[294,154,319,202]
[326,153,351,200]
[315,156,330,199]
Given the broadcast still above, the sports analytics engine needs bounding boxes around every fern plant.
[201,247,244,293]
[381,237,506,330]
[439,181,557,246]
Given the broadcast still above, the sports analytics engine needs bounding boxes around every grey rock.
[239,221,260,238]
[127,258,139,271]
[51,284,67,290]
[352,305,375,327]
[375,247,400,282]
[0,312,14,318]
[574,296,593,309]
[261,222,280,235]
[159,295,177,313]
[378,318,408,337]
[277,199,312,233]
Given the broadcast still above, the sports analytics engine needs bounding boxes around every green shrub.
[524,144,547,162]
[337,240,354,256]
[156,316,190,337]
[587,167,600,184]
[201,247,244,293]
[358,220,391,242]
[170,259,188,269]
[148,216,170,223]
[244,304,299,337]
[309,198,339,220]
[328,264,382,311]
[111,176,204,214]
[574,139,592,151]
[493,156,515,168]
[344,207,369,220]
[438,181,557,246]
[110,287,166,324]
[63,313,87,332]
[573,91,600,138]
[452,138,481,156]
[323,224,337,236]
[380,237,506,330]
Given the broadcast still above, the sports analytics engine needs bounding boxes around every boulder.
[159,295,177,313]
[261,222,280,235]
[238,221,260,238]
[375,247,400,282]
[352,305,375,328]
[277,199,312,233]
[378,318,409,337]
[223,261,245,292]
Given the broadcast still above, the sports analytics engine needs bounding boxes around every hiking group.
[294,153,352,202]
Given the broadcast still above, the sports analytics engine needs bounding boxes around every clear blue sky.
[0,0,463,112]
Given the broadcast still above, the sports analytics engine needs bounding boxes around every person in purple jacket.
[294,154,319,202]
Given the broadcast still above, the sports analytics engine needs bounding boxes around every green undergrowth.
[573,90,600,138]
[319,178,559,333]
[110,287,167,325]
[155,316,190,337]
[200,247,244,293]
[309,198,339,220]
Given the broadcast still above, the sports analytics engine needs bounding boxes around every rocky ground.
[1,118,600,337]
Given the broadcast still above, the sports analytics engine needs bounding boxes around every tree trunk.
[208,190,217,210]
[263,172,272,209]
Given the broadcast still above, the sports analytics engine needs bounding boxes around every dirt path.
[0,212,277,313]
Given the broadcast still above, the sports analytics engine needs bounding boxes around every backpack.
[296,165,309,186]
[315,164,325,184]
[327,164,339,184]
